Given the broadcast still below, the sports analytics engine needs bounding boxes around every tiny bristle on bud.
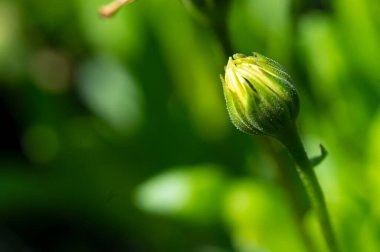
[99,0,135,18]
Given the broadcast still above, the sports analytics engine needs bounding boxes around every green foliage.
[0,0,380,251]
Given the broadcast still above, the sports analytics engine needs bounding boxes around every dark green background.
[0,0,379,251]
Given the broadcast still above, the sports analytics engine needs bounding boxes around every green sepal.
[310,144,328,168]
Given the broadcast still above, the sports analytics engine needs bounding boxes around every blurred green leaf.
[135,164,225,223]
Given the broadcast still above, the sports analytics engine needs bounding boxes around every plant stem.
[278,124,340,252]
[263,140,317,252]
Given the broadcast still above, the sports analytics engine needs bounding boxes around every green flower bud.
[221,52,299,137]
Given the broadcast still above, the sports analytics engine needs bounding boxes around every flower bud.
[221,52,299,137]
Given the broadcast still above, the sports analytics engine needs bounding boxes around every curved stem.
[278,125,340,252]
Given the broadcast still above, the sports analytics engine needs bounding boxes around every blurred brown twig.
[99,0,135,18]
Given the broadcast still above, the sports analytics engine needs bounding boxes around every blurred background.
[0,0,379,251]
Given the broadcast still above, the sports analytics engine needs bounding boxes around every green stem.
[278,125,340,252]
[263,140,317,252]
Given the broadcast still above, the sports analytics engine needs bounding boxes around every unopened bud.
[221,53,299,137]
